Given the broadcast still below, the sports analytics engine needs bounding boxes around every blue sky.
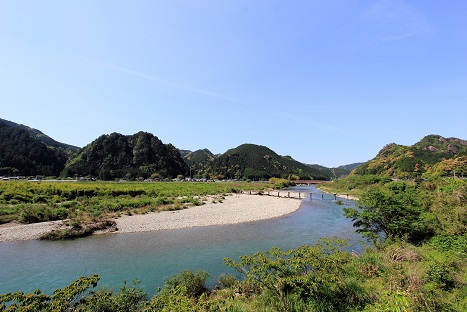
[1,1,466,167]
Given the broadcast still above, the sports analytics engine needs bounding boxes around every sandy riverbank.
[0,194,302,242]
[116,194,301,233]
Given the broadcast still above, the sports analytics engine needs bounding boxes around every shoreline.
[335,193,359,201]
[316,186,359,201]
[0,194,302,242]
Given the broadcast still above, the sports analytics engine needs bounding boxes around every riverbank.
[116,194,301,233]
[0,194,302,242]
[335,193,359,201]
[316,185,360,201]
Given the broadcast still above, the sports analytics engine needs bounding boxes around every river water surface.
[0,185,364,296]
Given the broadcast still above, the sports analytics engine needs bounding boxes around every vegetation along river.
[0,185,365,296]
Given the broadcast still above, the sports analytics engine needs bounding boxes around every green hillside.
[0,122,68,176]
[183,149,216,166]
[307,163,363,179]
[178,149,192,158]
[338,162,364,171]
[61,131,189,180]
[0,118,79,155]
[203,143,329,180]
[354,135,467,178]
[0,118,361,181]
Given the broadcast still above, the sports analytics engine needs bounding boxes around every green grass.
[0,181,274,224]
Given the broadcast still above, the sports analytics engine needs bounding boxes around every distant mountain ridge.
[183,149,216,166]
[0,122,68,176]
[1,117,364,180]
[200,143,330,180]
[307,163,364,180]
[0,118,79,154]
[354,135,467,178]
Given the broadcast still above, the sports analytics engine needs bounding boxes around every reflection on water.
[0,185,364,296]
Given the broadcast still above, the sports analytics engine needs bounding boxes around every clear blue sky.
[1,1,466,167]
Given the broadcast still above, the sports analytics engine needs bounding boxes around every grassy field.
[0,181,275,225]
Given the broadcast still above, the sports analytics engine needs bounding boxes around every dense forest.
[307,163,363,180]
[355,135,467,178]
[0,122,68,176]
[182,149,217,178]
[0,118,79,155]
[4,118,467,182]
[201,144,329,180]
[0,118,352,181]
[61,132,189,180]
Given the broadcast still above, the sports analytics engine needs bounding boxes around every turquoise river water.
[0,185,365,296]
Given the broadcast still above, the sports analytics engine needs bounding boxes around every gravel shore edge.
[0,194,302,242]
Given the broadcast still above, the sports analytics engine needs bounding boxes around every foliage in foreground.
[2,236,466,311]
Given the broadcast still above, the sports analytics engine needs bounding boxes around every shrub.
[217,274,238,289]
[344,182,435,244]
[75,280,147,312]
[160,270,209,298]
[20,205,57,223]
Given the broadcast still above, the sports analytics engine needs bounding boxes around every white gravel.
[0,220,64,242]
[0,194,302,242]
[116,194,302,233]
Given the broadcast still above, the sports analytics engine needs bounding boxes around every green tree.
[0,275,100,311]
[224,237,369,311]
[344,182,435,244]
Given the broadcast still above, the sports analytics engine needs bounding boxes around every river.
[0,185,364,296]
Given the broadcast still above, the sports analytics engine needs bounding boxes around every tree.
[224,238,369,311]
[344,182,435,244]
[0,275,100,311]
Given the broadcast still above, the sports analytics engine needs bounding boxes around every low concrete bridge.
[293,180,327,185]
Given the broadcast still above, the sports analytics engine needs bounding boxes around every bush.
[160,270,209,298]
[344,182,435,244]
[217,273,238,289]
[75,280,147,312]
[20,205,57,223]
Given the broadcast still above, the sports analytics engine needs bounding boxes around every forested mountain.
[0,118,79,155]
[0,118,365,180]
[0,122,68,176]
[61,132,189,180]
[354,135,467,178]
[183,149,216,166]
[337,162,364,171]
[307,163,363,179]
[178,149,192,158]
[201,144,329,180]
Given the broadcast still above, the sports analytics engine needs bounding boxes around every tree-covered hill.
[61,131,189,180]
[337,162,364,171]
[203,143,329,180]
[0,118,79,155]
[307,162,364,179]
[354,135,467,178]
[178,149,192,158]
[0,118,365,180]
[0,122,68,176]
[182,149,217,179]
[183,149,216,166]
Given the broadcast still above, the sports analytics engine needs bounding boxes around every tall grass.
[0,181,274,224]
